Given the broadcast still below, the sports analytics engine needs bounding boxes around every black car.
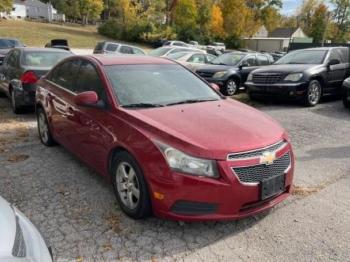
[45,39,70,51]
[0,38,25,65]
[195,52,274,96]
[245,47,350,106]
[342,77,350,108]
[0,48,71,113]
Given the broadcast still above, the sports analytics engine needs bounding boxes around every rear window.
[94,42,105,51]
[0,39,22,49]
[22,51,71,67]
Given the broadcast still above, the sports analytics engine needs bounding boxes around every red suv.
[35,55,294,221]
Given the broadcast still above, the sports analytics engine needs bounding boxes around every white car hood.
[0,196,16,257]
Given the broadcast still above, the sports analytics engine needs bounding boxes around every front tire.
[111,152,152,219]
[37,107,56,146]
[304,80,322,107]
[343,89,350,108]
[223,79,239,96]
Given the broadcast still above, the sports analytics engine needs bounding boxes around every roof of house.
[14,0,50,8]
[269,28,298,38]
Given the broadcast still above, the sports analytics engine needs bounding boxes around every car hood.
[196,64,237,73]
[0,196,16,257]
[252,64,321,74]
[124,99,285,160]
[0,49,11,55]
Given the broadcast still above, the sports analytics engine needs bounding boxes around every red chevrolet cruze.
[35,55,294,221]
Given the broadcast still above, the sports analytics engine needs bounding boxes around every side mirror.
[210,83,220,92]
[328,59,340,66]
[239,62,249,70]
[74,91,105,109]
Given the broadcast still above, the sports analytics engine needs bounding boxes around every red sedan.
[35,55,294,221]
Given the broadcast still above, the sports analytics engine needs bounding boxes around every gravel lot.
[0,95,349,262]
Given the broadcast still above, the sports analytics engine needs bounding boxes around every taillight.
[20,71,38,84]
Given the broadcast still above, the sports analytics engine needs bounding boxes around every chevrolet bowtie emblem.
[260,151,276,165]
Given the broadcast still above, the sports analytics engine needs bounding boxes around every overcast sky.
[281,0,333,16]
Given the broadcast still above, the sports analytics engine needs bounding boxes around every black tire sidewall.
[11,90,21,114]
[36,107,55,146]
[343,89,350,108]
[111,152,152,219]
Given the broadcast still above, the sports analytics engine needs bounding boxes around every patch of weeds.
[7,154,29,163]
[105,213,121,233]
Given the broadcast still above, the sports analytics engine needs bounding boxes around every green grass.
[0,20,151,50]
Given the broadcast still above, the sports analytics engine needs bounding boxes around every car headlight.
[284,73,303,82]
[213,71,227,78]
[247,73,253,81]
[156,142,219,178]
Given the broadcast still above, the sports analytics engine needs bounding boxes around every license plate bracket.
[260,174,285,200]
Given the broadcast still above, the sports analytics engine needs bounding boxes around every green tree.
[173,0,198,40]
[309,3,329,43]
[331,0,350,42]
[0,0,13,13]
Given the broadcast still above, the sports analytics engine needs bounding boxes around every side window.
[50,60,80,91]
[106,43,119,52]
[6,50,20,67]
[120,46,133,54]
[188,54,205,63]
[76,61,106,101]
[242,56,258,66]
[257,55,269,65]
[328,49,343,63]
[132,48,145,55]
[206,54,216,63]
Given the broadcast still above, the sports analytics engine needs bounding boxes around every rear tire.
[37,107,56,146]
[111,152,152,219]
[303,80,322,107]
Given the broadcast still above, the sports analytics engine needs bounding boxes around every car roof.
[15,47,71,53]
[88,55,176,65]
[294,47,348,52]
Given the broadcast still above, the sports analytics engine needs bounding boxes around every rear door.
[45,59,81,148]
[0,49,21,96]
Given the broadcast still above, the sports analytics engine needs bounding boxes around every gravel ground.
[0,95,349,262]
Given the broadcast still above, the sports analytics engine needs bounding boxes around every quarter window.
[106,43,119,52]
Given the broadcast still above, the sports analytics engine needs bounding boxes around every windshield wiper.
[166,98,218,106]
[122,103,164,108]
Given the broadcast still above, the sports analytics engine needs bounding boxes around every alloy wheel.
[308,82,321,105]
[226,80,237,96]
[38,112,49,144]
[115,162,140,210]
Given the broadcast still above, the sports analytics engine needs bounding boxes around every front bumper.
[245,81,308,97]
[150,143,294,221]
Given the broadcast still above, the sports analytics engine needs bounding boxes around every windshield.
[167,52,190,60]
[148,47,170,56]
[105,64,221,107]
[23,51,71,67]
[0,39,22,49]
[275,50,328,65]
[211,53,245,66]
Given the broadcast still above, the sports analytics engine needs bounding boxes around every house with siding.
[1,0,65,22]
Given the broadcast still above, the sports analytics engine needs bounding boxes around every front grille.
[232,152,291,183]
[252,73,283,84]
[196,71,215,78]
[228,140,286,160]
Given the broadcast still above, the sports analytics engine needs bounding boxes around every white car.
[207,42,226,52]
[93,41,146,55]
[0,196,52,262]
[148,46,205,57]
[167,51,216,71]
[162,40,188,47]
